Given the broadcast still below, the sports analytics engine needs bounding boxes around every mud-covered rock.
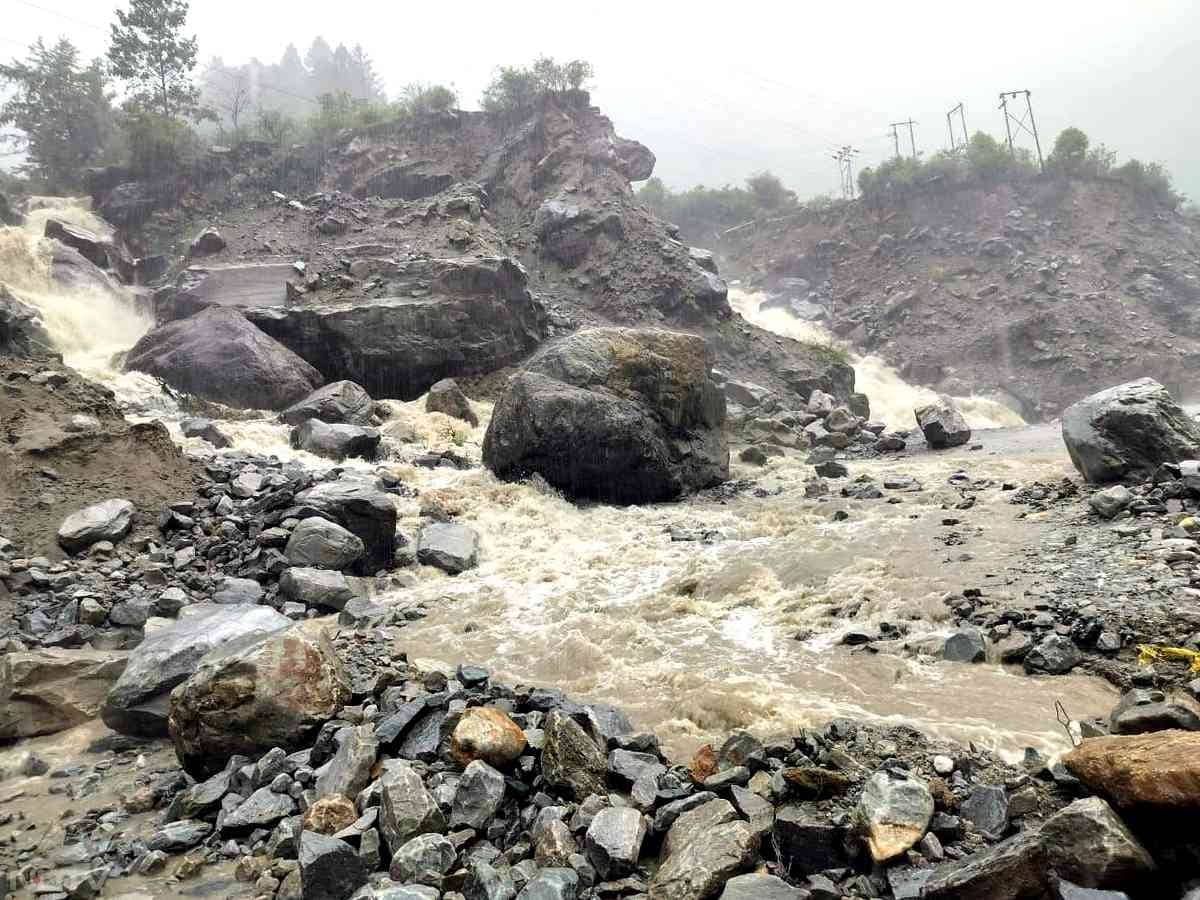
[1063,730,1200,809]
[1062,379,1200,483]
[0,648,128,739]
[483,327,728,504]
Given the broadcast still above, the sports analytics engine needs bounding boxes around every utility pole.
[888,119,918,160]
[998,89,1045,172]
[946,102,967,151]
[831,145,860,199]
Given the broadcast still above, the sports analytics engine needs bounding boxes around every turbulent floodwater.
[728,288,1026,431]
[4,205,1117,764]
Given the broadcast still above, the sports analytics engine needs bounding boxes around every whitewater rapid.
[728,288,1026,431]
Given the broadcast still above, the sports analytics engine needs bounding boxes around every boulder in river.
[416,521,480,574]
[280,380,375,426]
[168,624,350,777]
[483,327,729,504]
[180,416,231,448]
[101,604,291,737]
[125,306,323,410]
[914,397,971,449]
[1062,378,1200,483]
[278,567,359,611]
[425,377,479,426]
[290,419,381,461]
[0,284,53,357]
[57,498,134,553]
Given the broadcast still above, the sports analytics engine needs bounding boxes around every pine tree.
[0,38,116,190]
[107,0,200,119]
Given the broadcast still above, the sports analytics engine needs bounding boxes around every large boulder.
[1062,378,1200,483]
[57,499,135,553]
[483,328,729,504]
[44,218,108,267]
[125,306,323,410]
[169,624,350,777]
[101,604,291,737]
[856,770,934,862]
[293,480,397,575]
[285,516,365,570]
[1063,730,1200,809]
[915,397,972,449]
[416,522,480,574]
[245,256,546,400]
[280,381,375,426]
[425,378,478,426]
[290,419,380,461]
[0,648,128,740]
[541,709,608,801]
[648,820,758,900]
[278,567,359,611]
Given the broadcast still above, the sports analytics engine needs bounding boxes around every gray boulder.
[293,480,397,575]
[719,874,809,900]
[280,380,375,426]
[915,397,971,449]
[125,306,323,410]
[649,820,757,900]
[57,499,134,553]
[0,648,128,740]
[960,784,1009,840]
[483,328,728,504]
[1062,378,1200,483]
[0,284,53,357]
[299,831,367,900]
[388,832,457,887]
[416,522,480,574]
[857,770,934,862]
[516,868,578,900]
[189,227,225,256]
[943,627,987,663]
[1089,485,1134,519]
[290,419,381,461]
[379,761,447,854]
[541,709,608,801]
[426,378,479,426]
[585,807,646,880]
[285,516,365,570]
[1024,634,1082,675]
[315,724,379,799]
[101,604,290,736]
[450,759,506,830]
[279,567,358,610]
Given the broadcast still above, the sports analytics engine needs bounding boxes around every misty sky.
[6,0,1200,200]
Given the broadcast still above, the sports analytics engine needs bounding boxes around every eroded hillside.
[722,178,1200,419]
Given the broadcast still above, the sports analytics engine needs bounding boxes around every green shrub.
[1047,127,1089,175]
[120,107,201,178]
[1113,159,1180,208]
[480,56,593,121]
[397,82,458,118]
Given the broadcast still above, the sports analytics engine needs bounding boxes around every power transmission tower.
[946,102,968,151]
[831,145,859,199]
[998,90,1045,172]
[888,119,918,160]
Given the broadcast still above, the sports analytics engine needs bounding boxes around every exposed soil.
[0,356,198,562]
[721,179,1200,419]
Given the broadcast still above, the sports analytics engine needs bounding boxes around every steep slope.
[723,179,1200,419]
[127,97,854,407]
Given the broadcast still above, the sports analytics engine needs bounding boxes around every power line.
[888,119,918,160]
[831,145,859,199]
[946,102,968,151]
[11,0,107,32]
[999,90,1044,172]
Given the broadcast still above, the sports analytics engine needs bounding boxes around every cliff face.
[132,97,857,408]
[722,178,1200,419]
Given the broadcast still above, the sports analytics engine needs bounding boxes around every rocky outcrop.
[245,256,546,401]
[101,604,291,737]
[483,327,728,503]
[125,306,323,410]
[1062,378,1200,483]
[0,648,128,739]
[0,285,53,357]
[168,624,350,777]
[280,380,375,426]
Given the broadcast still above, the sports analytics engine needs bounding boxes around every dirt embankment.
[721,179,1200,419]
[0,357,198,560]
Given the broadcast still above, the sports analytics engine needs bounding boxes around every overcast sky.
[6,0,1199,199]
